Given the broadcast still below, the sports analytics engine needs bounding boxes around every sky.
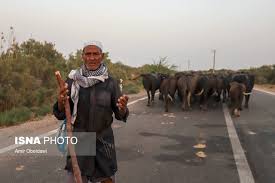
[0,0,275,70]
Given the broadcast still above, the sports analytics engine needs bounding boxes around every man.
[53,41,129,183]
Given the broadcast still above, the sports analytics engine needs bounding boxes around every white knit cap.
[83,41,103,51]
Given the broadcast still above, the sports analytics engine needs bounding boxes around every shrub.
[0,107,32,126]
[123,82,141,94]
[32,104,52,117]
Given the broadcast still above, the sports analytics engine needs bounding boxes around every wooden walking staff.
[55,71,83,183]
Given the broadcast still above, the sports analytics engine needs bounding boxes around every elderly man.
[53,41,129,183]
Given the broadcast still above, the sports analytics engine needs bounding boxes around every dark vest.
[68,77,116,133]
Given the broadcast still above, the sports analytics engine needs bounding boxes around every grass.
[0,107,32,126]
[31,104,52,117]
[0,104,52,127]
[123,82,141,94]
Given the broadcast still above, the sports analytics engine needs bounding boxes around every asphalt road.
[233,90,275,183]
[0,89,274,183]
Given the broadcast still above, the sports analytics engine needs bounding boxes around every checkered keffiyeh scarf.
[68,64,109,124]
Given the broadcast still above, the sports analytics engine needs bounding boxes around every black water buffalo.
[177,74,191,111]
[229,81,247,117]
[184,74,199,109]
[192,73,224,110]
[175,72,204,110]
[194,73,235,109]
[216,74,230,103]
[138,73,168,106]
[178,73,205,110]
[196,75,216,110]
[160,76,178,112]
[231,73,255,108]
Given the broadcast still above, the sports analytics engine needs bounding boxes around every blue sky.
[0,0,274,70]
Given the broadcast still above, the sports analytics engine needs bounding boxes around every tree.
[20,39,64,63]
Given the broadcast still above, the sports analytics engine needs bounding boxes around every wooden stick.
[55,71,83,183]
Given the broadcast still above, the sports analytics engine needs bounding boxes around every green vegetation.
[123,81,142,94]
[0,39,177,126]
[242,65,275,84]
[0,106,32,126]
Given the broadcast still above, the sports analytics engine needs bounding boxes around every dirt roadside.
[0,91,147,149]
[254,84,275,93]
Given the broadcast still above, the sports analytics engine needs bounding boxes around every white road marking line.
[254,88,275,96]
[128,96,147,106]
[0,95,148,154]
[127,92,159,106]
[0,129,58,154]
[247,131,256,135]
[222,104,255,183]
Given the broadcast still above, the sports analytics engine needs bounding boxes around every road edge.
[254,88,275,96]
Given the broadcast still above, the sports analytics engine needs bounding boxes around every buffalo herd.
[138,71,255,117]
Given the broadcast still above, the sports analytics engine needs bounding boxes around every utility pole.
[188,59,190,71]
[212,49,216,73]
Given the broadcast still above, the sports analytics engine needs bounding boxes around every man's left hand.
[116,95,129,113]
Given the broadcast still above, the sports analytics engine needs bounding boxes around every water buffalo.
[188,74,216,111]
[216,74,230,103]
[232,73,255,108]
[135,73,168,106]
[177,74,190,111]
[229,81,250,117]
[184,73,204,110]
[160,76,178,112]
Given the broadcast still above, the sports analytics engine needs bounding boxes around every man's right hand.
[57,83,69,111]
